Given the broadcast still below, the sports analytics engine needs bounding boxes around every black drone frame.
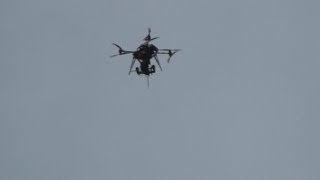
[110,28,181,75]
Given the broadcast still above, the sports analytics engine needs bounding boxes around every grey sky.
[1,0,319,179]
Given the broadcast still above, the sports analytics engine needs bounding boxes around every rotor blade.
[157,49,181,62]
[158,49,181,51]
[128,58,136,75]
[168,50,181,63]
[150,37,159,41]
[109,52,132,58]
[110,54,121,58]
[112,43,135,53]
[112,42,125,55]
[156,50,180,55]
[168,51,179,62]
[111,43,135,58]
[154,55,162,71]
[144,28,151,41]
[112,43,122,49]
[156,52,171,55]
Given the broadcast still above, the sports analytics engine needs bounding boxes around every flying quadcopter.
[110,28,180,85]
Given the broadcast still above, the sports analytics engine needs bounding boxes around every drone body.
[110,28,180,79]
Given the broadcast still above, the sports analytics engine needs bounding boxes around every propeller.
[110,53,130,58]
[159,48,180,51]
[143,28,159,42]
[167,49,180,63]
[150,37,159,41]
[158,49,181,63]
[143,28,151,41]
[110,43,134,58]
[112,43,124,54]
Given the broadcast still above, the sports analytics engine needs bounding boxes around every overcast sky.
[1,0,320,179]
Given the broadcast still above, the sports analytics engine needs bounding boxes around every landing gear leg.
[136,67,141,75]
[151,65,155,74]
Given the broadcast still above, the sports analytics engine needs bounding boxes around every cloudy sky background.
[1,0,319,179]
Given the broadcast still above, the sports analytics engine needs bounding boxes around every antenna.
[147,76,150,88]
